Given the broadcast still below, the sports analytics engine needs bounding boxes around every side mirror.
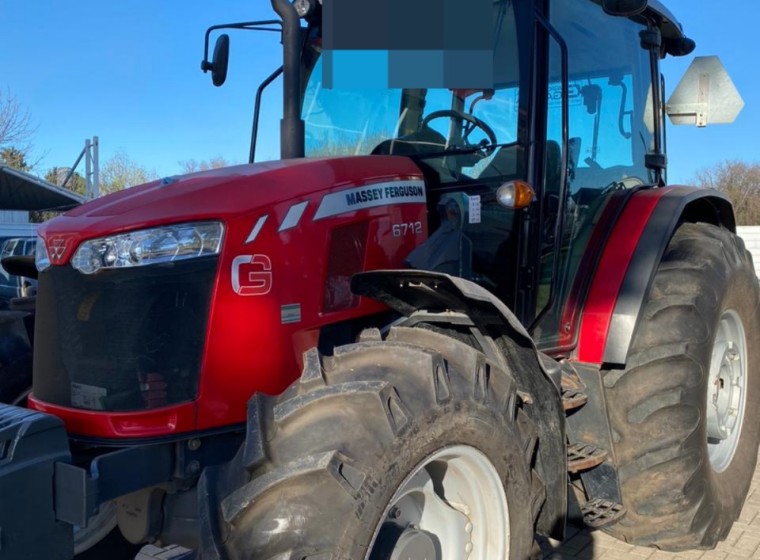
[201,34,230,87]
[2,256,38,280]
[602,0,648,16]
[667,56,744,127]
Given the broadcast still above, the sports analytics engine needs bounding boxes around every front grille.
[33,258,217,412]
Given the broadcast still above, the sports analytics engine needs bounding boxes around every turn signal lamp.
[496,181,535,210]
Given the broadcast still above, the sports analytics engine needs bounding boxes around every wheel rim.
[706,309,748,473]
[73,501,118,554]
[370,445,509,560]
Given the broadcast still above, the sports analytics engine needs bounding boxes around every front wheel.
[604,222,760,550]
[203,326,543,559]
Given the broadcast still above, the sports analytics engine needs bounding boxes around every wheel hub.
[370,445,508,560]
[706,309,748,472]
[389,529,438,560]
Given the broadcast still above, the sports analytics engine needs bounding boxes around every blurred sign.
[667,56,744,127]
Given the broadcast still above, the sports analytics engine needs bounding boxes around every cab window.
[534,0,655,348]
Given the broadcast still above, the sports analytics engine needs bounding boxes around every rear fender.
[585,187,734,365]
[352,270,567,539]
[0,404,73,559]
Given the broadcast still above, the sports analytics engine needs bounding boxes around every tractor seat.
[371,125,448,156]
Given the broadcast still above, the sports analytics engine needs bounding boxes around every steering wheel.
[421,110,497,149]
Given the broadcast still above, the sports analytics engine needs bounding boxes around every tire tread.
[604,223,760,549]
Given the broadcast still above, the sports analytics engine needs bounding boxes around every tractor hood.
[38,155,424,265]
[30,154,429,436]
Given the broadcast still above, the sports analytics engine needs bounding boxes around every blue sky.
[1,0,284,176]
[1,0,757,184]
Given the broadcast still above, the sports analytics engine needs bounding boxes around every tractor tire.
[202,326,543,560]
[603,222,760,550]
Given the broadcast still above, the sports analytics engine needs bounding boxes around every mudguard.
[352,270,567,539]
[577,186,734,365]
[0,404,73,559]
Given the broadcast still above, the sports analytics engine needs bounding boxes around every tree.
[0,147,31,172]
[178,156,232,174]
[694,160,760,226]
[100,149,158,195]
[28,167,87,224]
[0,89,34,150]
[45,167,86,196]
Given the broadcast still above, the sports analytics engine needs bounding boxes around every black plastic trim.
[0,404,73,559]
[566,363,623,504]
[602,187,734,364]
[55,444,173,527]
[56,430,244,527]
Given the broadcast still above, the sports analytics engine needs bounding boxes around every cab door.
[530,0,658,351]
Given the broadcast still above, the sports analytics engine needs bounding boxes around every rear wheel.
[604,222,760,549]
[204,326,542,559]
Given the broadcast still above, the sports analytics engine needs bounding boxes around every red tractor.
[0,0,755,558]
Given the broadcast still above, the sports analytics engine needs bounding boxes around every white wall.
[0,211,36,239]
[737,226,760,278]
[0,211,29,225]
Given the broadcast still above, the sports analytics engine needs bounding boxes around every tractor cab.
[203,0,737,354]
[287,0,673,349]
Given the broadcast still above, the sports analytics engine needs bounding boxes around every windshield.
[301,1,522,185]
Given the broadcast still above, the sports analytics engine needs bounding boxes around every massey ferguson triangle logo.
[48,236,71,264]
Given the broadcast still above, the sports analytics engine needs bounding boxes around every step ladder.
[559,365,627,528]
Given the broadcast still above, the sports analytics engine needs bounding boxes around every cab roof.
[647,0,686,39]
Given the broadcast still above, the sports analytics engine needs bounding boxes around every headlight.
[71,221,224,275]
[35,235,51,272]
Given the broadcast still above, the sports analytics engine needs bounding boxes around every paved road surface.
[534,455,760,559]
[136,454,760,559]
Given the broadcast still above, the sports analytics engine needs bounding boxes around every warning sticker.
[468,195,482,224]
[71,382,107,410]
[314,180,426,220]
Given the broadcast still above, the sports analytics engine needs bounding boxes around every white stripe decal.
[245,215,268,244]
[278,201,309,232]
[314,180,426,220]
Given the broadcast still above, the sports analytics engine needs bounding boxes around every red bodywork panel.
[574,188,668,363]
[29,156,428,438]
